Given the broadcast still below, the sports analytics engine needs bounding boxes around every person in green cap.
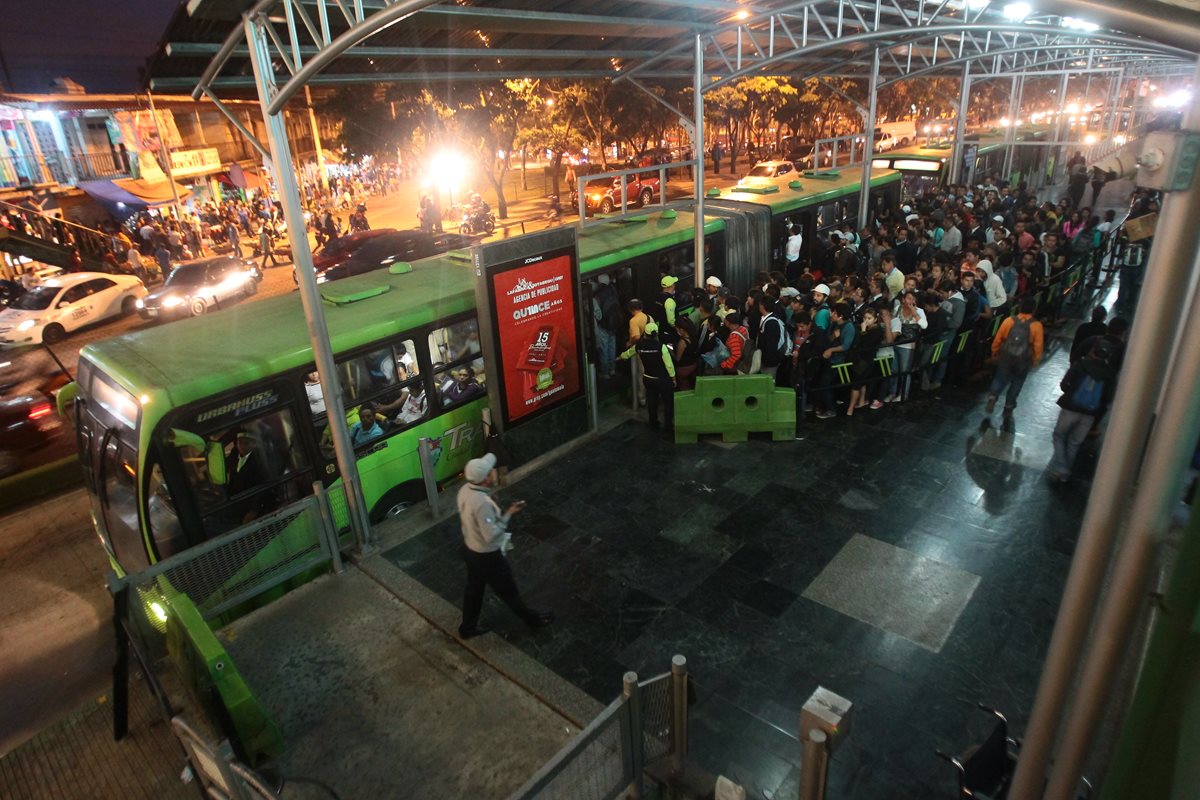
[652,275,679,345]
[619,320,676,430]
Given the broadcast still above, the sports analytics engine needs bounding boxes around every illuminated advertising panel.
[485,245,583,426]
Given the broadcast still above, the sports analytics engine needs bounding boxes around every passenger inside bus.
[225,430,276,525]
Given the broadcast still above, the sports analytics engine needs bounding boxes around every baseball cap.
[644,320,660,334]
[705,275,722,288]
[660,275,679,287]
[813,283,831,296]
[830,230,843,240]
[964,201,974,209]
[905,213,919,223]
[992,215,1004,223]
[902,204,912,213]
[780,286,801,298]
[464,453,497,483]
[597,273,610,285]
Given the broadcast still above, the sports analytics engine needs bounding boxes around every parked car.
[314,230,472,283]
[737,160,801,188]
[0,272,147,345]
[0,388,59,478]
[137,256,263,320]
[313,229,393,272]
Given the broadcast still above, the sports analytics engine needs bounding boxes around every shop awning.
[222,163,267,191]
[79,178,192,219]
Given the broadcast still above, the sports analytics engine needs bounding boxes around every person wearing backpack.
[757,296,790,385]
[986,295,1044,415]
[1047,339,1118,482]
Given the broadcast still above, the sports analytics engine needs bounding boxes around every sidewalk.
[0,677,191,800]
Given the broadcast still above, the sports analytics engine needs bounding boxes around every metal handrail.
[0,198,117,261]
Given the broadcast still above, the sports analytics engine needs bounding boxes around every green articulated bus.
[872,127,1055,199]
[71,167,903,596]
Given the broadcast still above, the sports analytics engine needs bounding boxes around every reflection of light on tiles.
[970,429,1054,469]
[803,534,980,652]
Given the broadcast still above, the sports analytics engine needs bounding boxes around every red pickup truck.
[572,174,661,215]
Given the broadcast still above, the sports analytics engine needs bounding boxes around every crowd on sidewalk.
[1,160,405,287]
[603,174,1144,479]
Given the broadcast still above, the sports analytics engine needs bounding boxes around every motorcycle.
[460,208,496,236]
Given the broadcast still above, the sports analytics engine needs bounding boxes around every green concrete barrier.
[0,456,82,513]
[674,375,794,443]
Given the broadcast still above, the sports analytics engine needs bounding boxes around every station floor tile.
[382,312,1101,799]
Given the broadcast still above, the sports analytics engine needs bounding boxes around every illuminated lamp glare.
[1002,2,1031,21]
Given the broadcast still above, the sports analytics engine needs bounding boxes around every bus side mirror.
[56,381,80,419]
[168,427,227,486]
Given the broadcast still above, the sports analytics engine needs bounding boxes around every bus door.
[75,362,149,572]
[165,383,315,543]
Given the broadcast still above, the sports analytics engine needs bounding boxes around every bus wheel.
[370,483,424,523]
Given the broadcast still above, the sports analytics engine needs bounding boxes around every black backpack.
[999,317,1033,364]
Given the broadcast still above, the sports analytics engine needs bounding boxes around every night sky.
[0,0,181,93]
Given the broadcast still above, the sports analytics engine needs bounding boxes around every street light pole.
[857,48,880,232]
[243,11,372,550]
[147,92,184,221]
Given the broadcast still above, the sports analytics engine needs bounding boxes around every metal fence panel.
[133,494,333,621]
[638,673,674,766]
[509,698,633,800]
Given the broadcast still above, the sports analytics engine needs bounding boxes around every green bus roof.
[82,209,720,409]
[717,167,900,215]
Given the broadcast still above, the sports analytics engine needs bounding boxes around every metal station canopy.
[149,0,1200,108]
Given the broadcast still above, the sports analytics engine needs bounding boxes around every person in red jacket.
[721,312,750,373]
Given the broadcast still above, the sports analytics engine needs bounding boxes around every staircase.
[0,200,115,271]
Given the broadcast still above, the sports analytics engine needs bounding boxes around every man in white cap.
[704,274,722,299]
[456,453,553,638]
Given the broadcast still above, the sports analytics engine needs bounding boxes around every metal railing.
[575,161,690,227]
[172,716,282,800]
[0,198,121,264]
[510,655,689,800]
[129,483,342,622]
[0,153,45,187]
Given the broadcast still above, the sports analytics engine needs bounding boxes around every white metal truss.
[616,0,1195,90]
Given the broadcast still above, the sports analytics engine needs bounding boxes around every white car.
[0,272,147,345]
[737,160,800,188]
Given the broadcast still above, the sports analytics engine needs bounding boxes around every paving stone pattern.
[384,328,1095,799]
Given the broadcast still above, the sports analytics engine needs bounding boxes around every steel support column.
[857,48,880,231]
[244,11,373,550]
[1010,58,1200,800]
[1056,71,1071,182]
[304,85,329,192]
[1041,65,1200,796]
[693,34,706,290]
[1002,75,1022,180]
[950,63,970,185]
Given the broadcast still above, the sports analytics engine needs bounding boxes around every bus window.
[180,407,311,534]
[100,432,147,571]
[428,319,481,365]
[339,339,417,401]
[434,357,487,409]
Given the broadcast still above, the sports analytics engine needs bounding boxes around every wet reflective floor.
[384,316,1098,798]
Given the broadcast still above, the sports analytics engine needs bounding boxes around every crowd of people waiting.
[598,174,1143,462]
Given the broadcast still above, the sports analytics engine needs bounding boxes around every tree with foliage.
[517,81,585,199]
[444,79,540,219]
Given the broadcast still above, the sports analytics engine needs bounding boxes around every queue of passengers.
[601,178,1138,439]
